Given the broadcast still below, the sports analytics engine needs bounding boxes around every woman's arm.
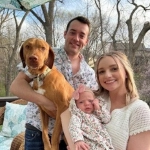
[127,131,150,150]
[10,71,55,111]
[61,109,75,150]
[127,101,150,150]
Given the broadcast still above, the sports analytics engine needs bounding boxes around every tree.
[125,1,150,65]
[0,9,13,96]
[30,0,56,45]
[94,0,150,65]
[3,10,29,96]
[138,64,150,102]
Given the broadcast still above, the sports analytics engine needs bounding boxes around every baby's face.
[76,91,94,114]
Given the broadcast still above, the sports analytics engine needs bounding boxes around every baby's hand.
[92,98,100,111]
[75,140,90,150]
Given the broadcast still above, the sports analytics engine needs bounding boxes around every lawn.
[0,83,5,96]
[0,125,2,131]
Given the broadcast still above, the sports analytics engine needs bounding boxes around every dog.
[20,38,74,150]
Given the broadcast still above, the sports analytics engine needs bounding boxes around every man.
[10,16,98,150]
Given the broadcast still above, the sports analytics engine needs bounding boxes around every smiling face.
[97,56,127,94]
[76,91,95,114]
[64,20,89,56]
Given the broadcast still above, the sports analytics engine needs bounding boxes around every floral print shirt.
[18,48,98,135]
[69,96,114,150]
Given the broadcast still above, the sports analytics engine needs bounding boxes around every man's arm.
[10,71,55,111]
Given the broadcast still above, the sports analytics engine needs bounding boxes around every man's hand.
[38,94,56,111]
[10,71,56,112]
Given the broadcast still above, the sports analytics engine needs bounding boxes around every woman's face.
[97,56,127,93]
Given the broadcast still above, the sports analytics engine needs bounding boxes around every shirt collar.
[60,48,84,62]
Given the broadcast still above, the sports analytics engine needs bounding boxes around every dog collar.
[34,67,51,82]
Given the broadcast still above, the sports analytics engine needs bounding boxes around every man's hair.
[65,16,90,32]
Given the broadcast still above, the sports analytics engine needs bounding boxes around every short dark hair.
[65,16,91,32]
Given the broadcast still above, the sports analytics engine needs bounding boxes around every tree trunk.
[31,0,56,45]
[5,11,29,96]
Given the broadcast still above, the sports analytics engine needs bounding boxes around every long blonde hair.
[95,51,139,103]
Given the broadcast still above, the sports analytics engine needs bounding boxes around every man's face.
[64,20,89,56]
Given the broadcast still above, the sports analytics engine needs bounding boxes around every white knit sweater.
[105,99,150,150]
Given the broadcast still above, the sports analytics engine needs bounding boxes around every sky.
[57,0,150,22]
[70,0,150,47]
[7,0,150,47]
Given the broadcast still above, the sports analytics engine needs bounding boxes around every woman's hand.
[67,141,90,150]
[75,141,90,150]
[67,146,70,150]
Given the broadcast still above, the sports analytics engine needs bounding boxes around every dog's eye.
[41,47,46,51]
[25,45,30,49]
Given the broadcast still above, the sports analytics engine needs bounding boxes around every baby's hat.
[72,84,94,100]
[69,84,93,115]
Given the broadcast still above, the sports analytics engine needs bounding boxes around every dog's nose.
[29,55,38,61]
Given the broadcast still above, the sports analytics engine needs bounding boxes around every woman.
[61,51,150,150]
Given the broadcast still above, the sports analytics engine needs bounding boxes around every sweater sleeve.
[95,105,111,124]
[129,101,150,136]
[69,115,84,143]
[95,97,111,124]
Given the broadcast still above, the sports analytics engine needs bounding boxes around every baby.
[69,84,114,150]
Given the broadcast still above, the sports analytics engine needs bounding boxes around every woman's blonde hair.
[95,51,139,103]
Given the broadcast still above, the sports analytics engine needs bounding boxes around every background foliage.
[0,0,149,104]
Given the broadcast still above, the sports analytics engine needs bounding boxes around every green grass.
[0,83,5,96]
[0,125,2,131]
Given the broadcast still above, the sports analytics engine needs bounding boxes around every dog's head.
[20,38,54,74]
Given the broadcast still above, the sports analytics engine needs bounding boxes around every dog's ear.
[20,45,26,68]
[46,46,55,69]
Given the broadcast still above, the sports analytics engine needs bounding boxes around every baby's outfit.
[69,96,114,150]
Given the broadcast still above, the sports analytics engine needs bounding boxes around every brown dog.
[20,38,74,150]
